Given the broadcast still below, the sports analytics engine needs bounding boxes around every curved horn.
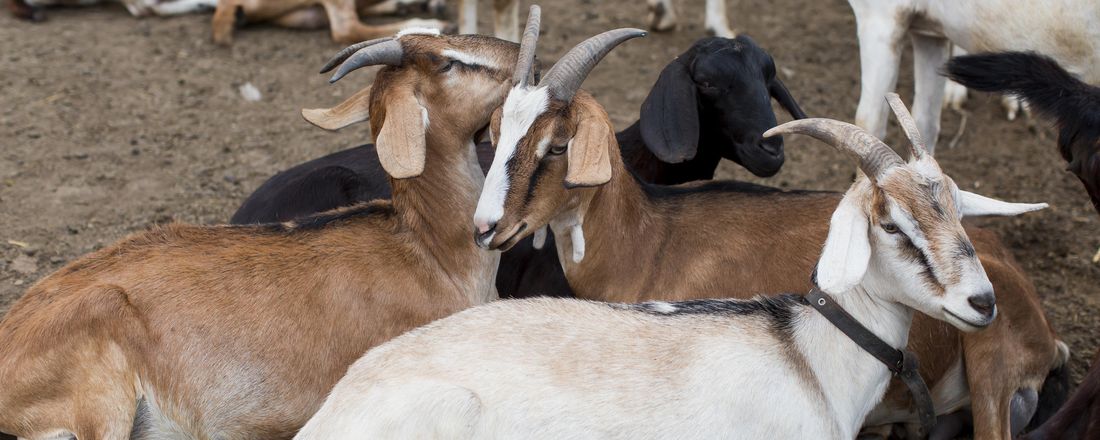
[764,118,903,180]
[319,37,394,74]
[512,5,541,86]
[328,39,405,84]
[884,93,928,160]
[541,28,647,102]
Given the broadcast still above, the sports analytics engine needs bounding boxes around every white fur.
[849,0,1100,152]
[815,194,871,293]
[957,190,1048,217]
[395,27,441,38]
[473,86,549,233]
[441,49,496,70]
[532,226,548,249]
[569,224,585,263]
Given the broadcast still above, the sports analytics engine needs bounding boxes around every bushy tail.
[946,51,1100,214]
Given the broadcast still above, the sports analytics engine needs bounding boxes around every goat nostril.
[968,293,996,317]
[473,222,497,245]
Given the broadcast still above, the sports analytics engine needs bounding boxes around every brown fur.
[488,91,1063,439]
[0,34,519,440]
[212,0,441,45]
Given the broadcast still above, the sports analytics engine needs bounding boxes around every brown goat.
[0,29,525,439]
[473,28,1067,439]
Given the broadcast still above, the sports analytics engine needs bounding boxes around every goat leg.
[5,0,44,21]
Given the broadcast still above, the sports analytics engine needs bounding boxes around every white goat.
[294,100,1047,439]
[849,0,1100,152]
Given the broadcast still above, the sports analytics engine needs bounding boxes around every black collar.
[806,288,937,436]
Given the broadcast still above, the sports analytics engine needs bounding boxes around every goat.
[211,0,451,45]
[472,23,1068,438]
[848,0,1100,153]
[6,0,217,20]
[945,51,1100,217]
[1021,350,1100,440]
[231,35,806,300]
[296,102,1047,439]
[647,0,735,38]
[0,25,531,439]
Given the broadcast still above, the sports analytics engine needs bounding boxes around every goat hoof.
[647,3,676,32]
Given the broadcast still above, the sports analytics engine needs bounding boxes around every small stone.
[11,255,37,275]
[239,82,262,102]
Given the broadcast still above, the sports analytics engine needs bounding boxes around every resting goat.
[473,24,1067,439]
[848,0,1100,153]
[231,35,806,299]
[0,26,530,439]
[945,51,1100,218]
[297,107,1047,439]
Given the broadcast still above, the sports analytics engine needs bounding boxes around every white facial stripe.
[473,86,550,226]
[889,200,928,250]
[441,49,496,70]
[396,27,442,38]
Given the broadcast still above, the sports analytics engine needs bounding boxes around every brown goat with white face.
[473,28,1067,438]
[0,27,527,440]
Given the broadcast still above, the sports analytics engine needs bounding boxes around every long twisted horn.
[319,37,395,74]
[512,5,541,86]
[541,28,647,102]
[884,93,928,160]
[764,118,903,180]
[327,39,405,83]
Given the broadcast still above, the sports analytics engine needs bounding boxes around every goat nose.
[473,222,497,246]
[968,292,996,318]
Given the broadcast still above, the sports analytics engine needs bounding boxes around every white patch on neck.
[569,224,585,262]
[396,27,442,38]
[473,86,550,227]
[441,49,496,70]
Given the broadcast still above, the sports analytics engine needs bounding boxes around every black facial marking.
[897,232,943,288]
[956,235,977,259]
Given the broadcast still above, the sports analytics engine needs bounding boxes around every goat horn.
[320,38,395,74]
[512,5,541,86]
[541,28,647,102]
[764,118,903,180]
[328,39,405,84]
[884,93,928,160]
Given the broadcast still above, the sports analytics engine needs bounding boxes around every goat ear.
[958,190,1048,217]
[640,60,700,163]
[815,192,871,294]
[769,77,807,120]
[375,86,427,179]
[301,86,373,131]
[565,116,613,188]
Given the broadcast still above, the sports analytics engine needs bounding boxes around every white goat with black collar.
[293,95,1047,440]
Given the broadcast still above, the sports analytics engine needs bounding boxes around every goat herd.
[2,0,1100,439]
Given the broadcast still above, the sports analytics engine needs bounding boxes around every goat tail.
[1027,340,1073,432]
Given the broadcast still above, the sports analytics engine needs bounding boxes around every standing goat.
[0,26,530,439]
[230,34,806,300]
[472,23,1067,438]
[848,0,1100,153]
[647,0,734,38]
[945,51,1100,218]
[296,104,1046,439]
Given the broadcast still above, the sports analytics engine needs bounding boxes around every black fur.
[130,398,153,440]
[946,51,1100,215]
[618,294,807,333]
[230,37,808,300]
[0,432,15,440]
[1026,361,1073,432]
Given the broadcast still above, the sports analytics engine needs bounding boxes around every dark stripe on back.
[233,202,395,234]
[613,294,807,334]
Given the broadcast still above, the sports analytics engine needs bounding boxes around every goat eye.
[549,144,567,156]
[440,60,459,73]
[881,223,900,234]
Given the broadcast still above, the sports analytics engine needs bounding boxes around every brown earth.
[1,0,1097,387]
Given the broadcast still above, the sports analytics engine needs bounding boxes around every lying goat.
[1022,350,1100,440]
[0,26,530,439]
[6,0,216,20]
[848,0,1100,153]
[231,35,806,299]
[473,23,1067,438]
[946,51,1100,218]
[296,104,1047,439]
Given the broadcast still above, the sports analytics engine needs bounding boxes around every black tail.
[945,52,1100,214]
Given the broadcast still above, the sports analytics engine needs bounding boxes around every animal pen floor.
[1,0,1097,387]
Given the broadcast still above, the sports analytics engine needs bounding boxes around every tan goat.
[472,27,1067,438]
[0,26,530,439]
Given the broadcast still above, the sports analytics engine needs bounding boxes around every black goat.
[946,51,1100,216]
[231,36,806,298]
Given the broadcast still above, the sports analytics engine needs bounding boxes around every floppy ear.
[565,116,614,188]
[301,86,373,131]
[640,60,700,163]
[958,190,1048,217]
[815,191,871,294]
[374,86,427,179]
[769,77,807,120]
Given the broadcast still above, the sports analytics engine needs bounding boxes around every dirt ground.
[1,0,1097,388]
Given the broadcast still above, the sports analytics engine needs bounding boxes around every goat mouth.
[943,307,992,331]
[491,221,528,251]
